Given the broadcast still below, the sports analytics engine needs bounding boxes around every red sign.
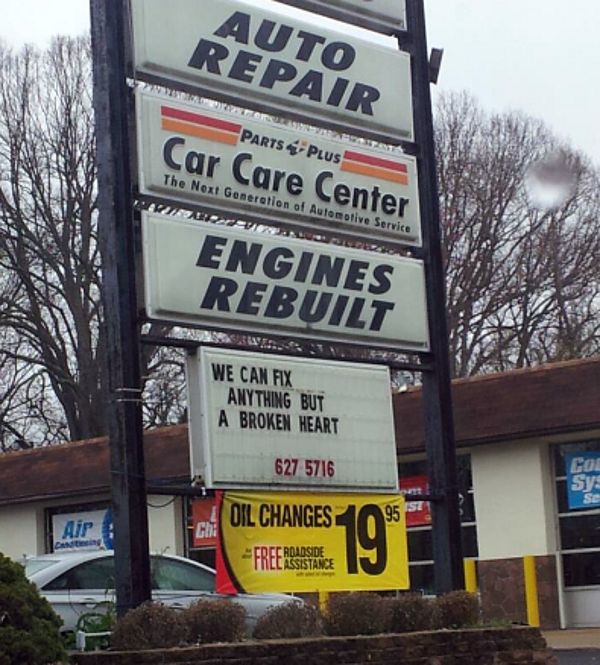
[399,475,431,527]
[191,497,217,547]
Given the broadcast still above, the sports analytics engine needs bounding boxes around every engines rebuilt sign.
[130,0,413,143]
[186,347,399,492]
[216,491,409,593]
[136,91,421,246]
[142,212,429,350]
[275,0,407,35]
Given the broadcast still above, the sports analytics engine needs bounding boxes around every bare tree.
[0,37,106,448]
[436,92,600,377]
[0,40,597,451]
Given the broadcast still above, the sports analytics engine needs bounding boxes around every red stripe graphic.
[161,105,241,135]
[343,150,408,174]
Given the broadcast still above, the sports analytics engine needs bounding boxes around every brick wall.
[479,556,560,629]
[71,626,558,665]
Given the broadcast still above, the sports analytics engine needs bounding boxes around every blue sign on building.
[566,451,600,509]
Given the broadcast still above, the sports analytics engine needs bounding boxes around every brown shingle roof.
[0,424,189,506]
[1,357,599,505]
[394,356,600,452]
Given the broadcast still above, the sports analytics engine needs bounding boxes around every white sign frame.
[275,0,407,35]
[141,211,430,352]
[186,347,399,492]
[130,0,413,144]
[136,90,422,247]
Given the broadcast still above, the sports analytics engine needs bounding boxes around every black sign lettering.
[188,39,229,73]
[255,20,293,52]
[214,11,251,43]
[200,275,237,310]
[196,235,227,268]
[229,49,263,83]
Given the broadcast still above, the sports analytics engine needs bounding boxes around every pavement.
[543,629,600,650]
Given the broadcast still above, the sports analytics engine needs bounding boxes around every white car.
[25,550,298,634]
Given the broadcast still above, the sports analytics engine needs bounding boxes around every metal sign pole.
[90,0,152,615]
[405,0,465,593]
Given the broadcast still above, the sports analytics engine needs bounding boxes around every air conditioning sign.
[52,509,113,552]
[130,0,413,143]
[142,212,429,351]
[136,91,421,246]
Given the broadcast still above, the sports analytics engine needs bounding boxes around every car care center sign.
[142,212,429,350]
[136,91,421,246]
[186,347,399,492]
[216,491,409,593]
[566,451,600,509]
[130,0,413,143]
[275,0,407,35]
[52,509,114,552]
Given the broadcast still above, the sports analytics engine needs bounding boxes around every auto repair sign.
[216,491,409,593]
[566,451,600,509]
[186,347,398,493]
[130,0,413,143]
[142,212,429,350]
[136,91,421,246]
[275,0,407,35]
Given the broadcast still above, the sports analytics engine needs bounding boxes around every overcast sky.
[2,0,599,164]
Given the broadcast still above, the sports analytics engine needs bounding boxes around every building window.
[553,441,600,589]
[399,455,477,595]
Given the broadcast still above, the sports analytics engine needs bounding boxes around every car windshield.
[24,558,61,577]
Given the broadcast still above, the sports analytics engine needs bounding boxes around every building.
[1,356,599,629]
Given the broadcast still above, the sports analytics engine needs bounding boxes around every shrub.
[184,599,246,644]
[433,591,480,629]
[0,552,66,665]
[110,602,187,651]
[384,593,433,633]
[325,593,389,636]
[252,601,322,640]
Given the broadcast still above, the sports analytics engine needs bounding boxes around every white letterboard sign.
[136,90,421,246]
[141,211,429,351]
[130,0,413,143]
[186,347,399,492]
[275,0,407,35]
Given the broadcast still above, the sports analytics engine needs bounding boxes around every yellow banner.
[216,491,409,593]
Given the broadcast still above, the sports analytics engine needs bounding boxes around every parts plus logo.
[285,139,307,156]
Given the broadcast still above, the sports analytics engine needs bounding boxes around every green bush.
[433,591,480,629]
[184,599,246,644]
[0,552,66,665]
[252,601,322,640]
[384,593,433,633]
[325,592,389,636]
[110,602,187,651]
